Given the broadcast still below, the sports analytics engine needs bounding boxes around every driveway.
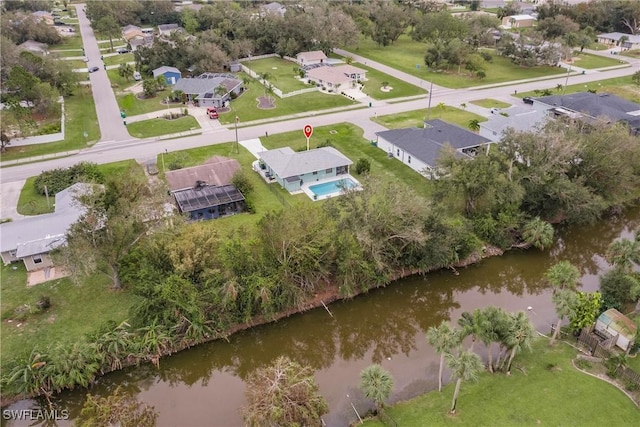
[0,180,26,221]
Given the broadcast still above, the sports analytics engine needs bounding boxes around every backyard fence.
[237,53,279,63]
[240,60,318,99]
[615,366,640,390]
[267,183,290,207]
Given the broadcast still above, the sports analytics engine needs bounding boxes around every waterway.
[4,207,639,427]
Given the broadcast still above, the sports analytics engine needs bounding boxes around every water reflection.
[4,207,639,427]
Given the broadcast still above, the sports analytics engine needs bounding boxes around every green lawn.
[243,57,309,93]
[117,89,173,116]
[469,99,511,109]
[16,160,142,216]
[107,68,138,90]
[126,116,200,138]
[51,49,84,58]
[0,263,140,364]
[590,43,613,51]
[372,106,486,130]
[517,75,640,104]
[620,49,640,59]
[569,52,627,69]
[219,75,356,124]
[103,53,134,66]
[65,59,89,70]
[350,35,565,88]
[261,123,433,199]
[354,62,426,100]
[0,86,100,162]
[363,339,639,426]
[54,36,84,50]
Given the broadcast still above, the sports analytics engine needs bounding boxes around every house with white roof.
[480,106,548,142]
[261,2,286,17]
[296,50,328,66]
[152,66,182,85]
[596,32,640,50]
[501,14,536,29]
[258,147,353,193]
[305,65,367,92]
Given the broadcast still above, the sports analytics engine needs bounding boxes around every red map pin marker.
[303,124,313,139]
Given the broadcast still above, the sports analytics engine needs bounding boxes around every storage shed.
[594,309,637,352]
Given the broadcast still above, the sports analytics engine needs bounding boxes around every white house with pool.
[256,146,360,200]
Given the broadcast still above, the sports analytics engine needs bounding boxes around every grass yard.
[54,35,84,50]
[65,59,89,70]
[126,116,200,138]
[517,75,640,104]
[261,123,433,199]
[243,57,309,93]
[103,53,134,67]
[590,43,613,51]
[16,160,142,216]
[350,35,565,88]
[372,106,486,130]
[363,338,639,426]
[469,99,511,109]
[620,49,640,59]
[569,52,627,69]
[51,49,84,58]
[353,63,425,100]
[0,86,100,162]
[107,68,138,90]
[0,263,140,364]
[117,89,173,116]
[218,75,356,124]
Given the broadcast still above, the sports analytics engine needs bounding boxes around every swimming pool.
[309,177,357,197]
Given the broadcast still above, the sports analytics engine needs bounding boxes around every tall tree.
[242,356,328,427]
[545,261,581,293]
[95,15,120,52]
[550,288,577,345]
[445,350,484,414]
[504,311,535,373]
[426,321,460,391]
[358,364,394,412]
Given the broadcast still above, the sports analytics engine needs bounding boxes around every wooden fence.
[616,366,640,389]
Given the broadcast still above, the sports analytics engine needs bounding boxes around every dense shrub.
[231,170,254,196]
[355,158,371,175]
[34,162,103,196]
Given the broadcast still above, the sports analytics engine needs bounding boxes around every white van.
[133,71,141,81]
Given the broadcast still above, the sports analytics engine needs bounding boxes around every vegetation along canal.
[4,207,639,427]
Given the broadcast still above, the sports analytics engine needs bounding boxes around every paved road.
[75,4,131,143]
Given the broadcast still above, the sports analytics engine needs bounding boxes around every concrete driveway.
[0,180,26,221]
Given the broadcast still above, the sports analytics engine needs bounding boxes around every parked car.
[88,66,100,73]
[133,71,141,81]
[83,56,89,62]
[523,97,534,105]
[116,48,130,54]
[207,107,219,119]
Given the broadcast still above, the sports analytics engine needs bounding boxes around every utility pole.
[234,116,239,154]
[563,63,572,95]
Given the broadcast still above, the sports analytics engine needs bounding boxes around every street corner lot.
[242,56,310,94]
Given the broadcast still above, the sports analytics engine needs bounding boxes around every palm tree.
[550,288,577,345]
[446,350,483,414]
[606,236,640,273]
[458,310,482,350]
[468,119,481,132]
[118,63,134,81]
[504,311,535,373]
[358,364,394,412]
[476,306,508,373]
[521,217,554,250]
[426,321,460,391]
[545,261,581,294]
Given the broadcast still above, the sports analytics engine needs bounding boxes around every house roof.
[173,73,241,96]
[535,92,640,128]
[18,40,48,53]
[258,146,353,179]
[376,119,490,166]
[507,14,536,21]
[174,184,244,213]
[158,23,181,32]
[480,109,548,136]
[335,64,367,76]
[152,66,181,77]
[165,156,241,191]
[262,2,286,13]
[597,32,640,44]
[297,50,328,62]
[597,309,637,339]
[130,36,154,48]
[32,11,53,18]
[307,66,351,85]
[16,234,66,258]
[0,183,94,254]
[122,24,141,33]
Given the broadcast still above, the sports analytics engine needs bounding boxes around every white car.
[83,57,89,62]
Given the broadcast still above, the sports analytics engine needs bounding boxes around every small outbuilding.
[595,309,637,352]
[152,66,182,85]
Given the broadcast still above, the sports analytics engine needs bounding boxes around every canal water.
[4,207,639,427]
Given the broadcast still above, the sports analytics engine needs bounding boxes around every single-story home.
[18,40,48,55]
[479,106,548,142]
[173,73,243,108]
[122,24,143,41]
[501,14,536,29]
[129,35,154,52]
[165,156,240,191]
[152,66,182,85]
[261,2,287,17]
[532,92,640,134]
[258,146,353,193]
[173,183,245,221]
[158,23,184,37]
[306,65,366,92]
[595,308,637,352]
[0,183,92,272]
[296,50,328,66]
[32,11,54,25]
[596,32,640,50]
[376,119,492,176]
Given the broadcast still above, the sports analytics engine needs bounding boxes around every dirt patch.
[257,96,276,109]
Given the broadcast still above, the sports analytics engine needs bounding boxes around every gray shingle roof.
[376,119,491,166]
[152,66,181,78]
[258,147,353,179]
[535,92,640,128]
[173,74,241,96]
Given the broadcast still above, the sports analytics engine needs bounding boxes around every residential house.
[152,66,182,85]
[595,309,637,352]
[173,73,243,108]
[501,14,536,29]
[165,156,241,191]
[305,65,367,92]
[479,106,548,142]
[261,2,287,17]
[257,147,353,193]
[376,119,492,176]
[31,11,54,25]
[122,24,143,41]
[173,183,245,221]
[158,23,184,37]
[0,183,93,272]
[129,35,154,52]
[18,40,48,55]
[532,92,640,135]
[296,50,328,66]
[596,32,640,50]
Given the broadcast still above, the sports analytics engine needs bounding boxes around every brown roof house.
[18,40,48,55]
[165,156,245,221]
[305,65,366,92]
[296,50,327,66]
[122,24,144,41]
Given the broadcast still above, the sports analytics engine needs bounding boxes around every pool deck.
[302,175,361,201]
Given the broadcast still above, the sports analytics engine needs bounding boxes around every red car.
[207,107,219,119]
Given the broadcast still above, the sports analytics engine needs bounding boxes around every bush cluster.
[33,162,103,196]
